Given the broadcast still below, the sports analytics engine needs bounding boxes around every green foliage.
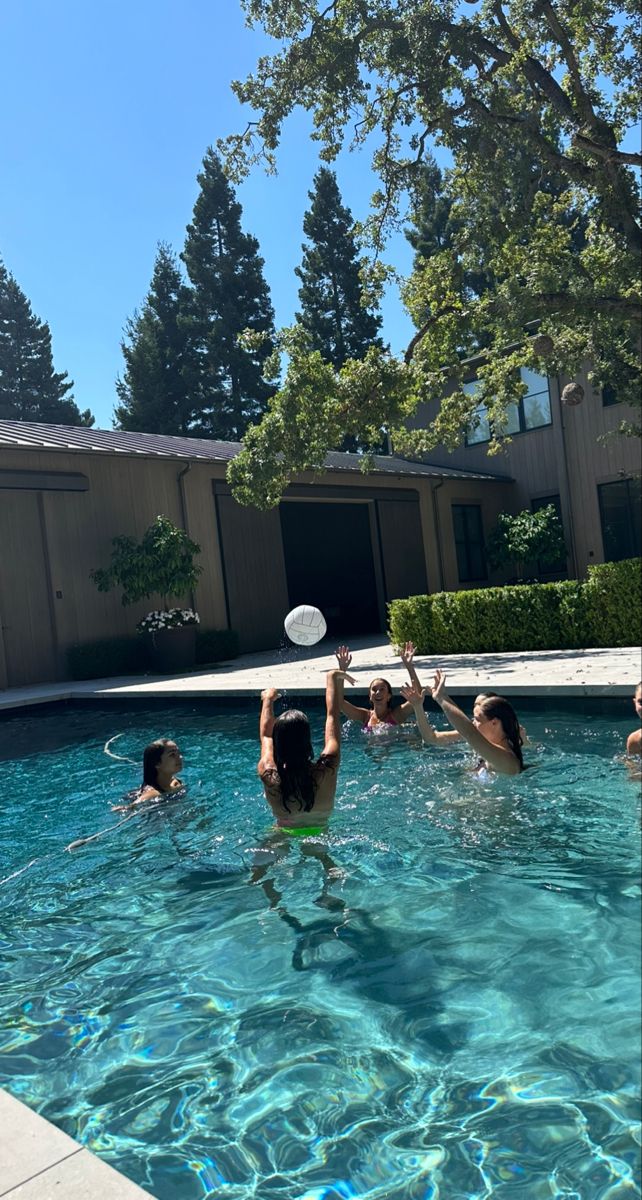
[585,558,642,647]
[195,628,240,664]
[221,1,641,506]
[181,149,276,440]
[114,244,200,435]
[0,259,94,427]
[487,505,566,575]
[90,515,203,609]
[67,637,148,680]
[387,561,642,654]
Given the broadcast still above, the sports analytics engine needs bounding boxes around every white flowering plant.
[137,608,200,635]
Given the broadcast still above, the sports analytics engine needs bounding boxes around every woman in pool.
[112,739,184,811]
[626,682,642,756]
[405,671,524,775]
[334,642,423,730]
[401,686,530,748]
[258,669,353,831]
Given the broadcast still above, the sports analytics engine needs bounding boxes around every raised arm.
[396,641,427,721]
[400,683,462,745]
[431,670,521,775]
[322,669,355,760]
[334,645,370,722]
[258,687,279,777]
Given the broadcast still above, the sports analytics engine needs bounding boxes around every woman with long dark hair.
[425,670,524,776]
[258,669,352,831]
[334,642,423,730]
[111,739,184,810]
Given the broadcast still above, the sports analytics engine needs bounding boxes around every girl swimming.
[401,685,529,748]
[258,669,353,831]
[416,670,524,776]
[112,739,184,810]
[334,642,423,730]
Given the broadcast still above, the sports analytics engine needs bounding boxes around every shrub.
[388,559,640,654]
[195,629,240,664]
[67,637,148,680]
[584,558,642,647]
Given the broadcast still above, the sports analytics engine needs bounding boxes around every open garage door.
[280,501,383,637]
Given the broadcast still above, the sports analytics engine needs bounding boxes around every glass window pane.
[452,504,487,582]
[598,479,642,561]
[496,402,521,435]
[466,403,491,444]
[520,366,549,397]
[602,384,619,407]
[523,388,552,429]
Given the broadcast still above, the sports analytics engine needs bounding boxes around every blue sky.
[0,0,416,428]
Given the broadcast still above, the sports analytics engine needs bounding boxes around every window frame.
[463,368,552,446]
[597,477,642,562]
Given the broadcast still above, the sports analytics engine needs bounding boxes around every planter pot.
[146,624,196,674]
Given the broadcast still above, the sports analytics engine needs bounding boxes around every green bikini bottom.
[279,825,327,838]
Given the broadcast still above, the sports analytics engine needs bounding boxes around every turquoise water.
[0,702,640,1200]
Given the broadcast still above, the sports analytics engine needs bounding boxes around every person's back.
[258,671,350,830]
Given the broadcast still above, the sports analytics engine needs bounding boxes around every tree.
[90,514,202,611]
[114,244,199,436]
[297,167,382,368]
[486,505,566,580]
[181,149,276,440]
[0,260,93,426]
[222,1,640,507]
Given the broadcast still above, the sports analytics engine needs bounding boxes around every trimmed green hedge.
[67,628,240,680]
[388,558,641,654]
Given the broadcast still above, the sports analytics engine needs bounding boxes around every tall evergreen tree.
[115,243,199,435]
[181,149,275,441]
[0,260,93,426]
[296,167,382,369]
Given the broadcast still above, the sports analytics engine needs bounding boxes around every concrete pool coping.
[0,640,639,712]
[0,1088,154,1198]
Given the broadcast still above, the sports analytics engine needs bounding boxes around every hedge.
[67,628,240,680]
[388,557,641,654]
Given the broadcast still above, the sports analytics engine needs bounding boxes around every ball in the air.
[284,605,327,646]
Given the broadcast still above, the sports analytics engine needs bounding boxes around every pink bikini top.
[363,712,398,731]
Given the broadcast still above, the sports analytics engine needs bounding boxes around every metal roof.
[0,421,512,482]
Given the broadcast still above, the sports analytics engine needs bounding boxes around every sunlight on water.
[0,702,640,1199]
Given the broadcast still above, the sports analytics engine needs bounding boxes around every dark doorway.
[280,501,382,637]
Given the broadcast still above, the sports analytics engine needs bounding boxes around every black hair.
[142,739,176,791]
[477,695,524,770]
[272,710,315,813]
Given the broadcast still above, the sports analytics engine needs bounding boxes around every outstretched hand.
[335,644,352,671]
[261,687,281,702]
[331,670,356,685]
[399,641,416,666]
[400,681,427,708]
[432,669,448,705]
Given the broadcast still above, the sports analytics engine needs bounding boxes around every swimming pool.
[0,701,639,1199]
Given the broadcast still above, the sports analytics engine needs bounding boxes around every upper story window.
[464,368,552,446]
[602,383,619,407]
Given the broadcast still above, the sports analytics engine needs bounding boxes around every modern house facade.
[0,355,639,688]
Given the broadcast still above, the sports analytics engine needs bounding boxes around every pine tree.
[0,260,93,426]
[181,150,275,441]
[295,167,382,369]
[115,243,199,435]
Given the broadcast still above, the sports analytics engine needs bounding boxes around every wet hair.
[369,677,393,708]
[476,695,524,770]
[635,682,642,697]
[272,710,315,813]
[142,739,176,791]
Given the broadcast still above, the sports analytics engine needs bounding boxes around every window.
[463,380,490,445]
[531,494,567,575]
[452,504,487,582]
[598,478,642,562]
[464,368,552,445]
[602,384,619,407]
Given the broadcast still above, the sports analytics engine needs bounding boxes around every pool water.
[0,702,640,1200]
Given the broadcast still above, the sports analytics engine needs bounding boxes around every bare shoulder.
[626,728,642,756]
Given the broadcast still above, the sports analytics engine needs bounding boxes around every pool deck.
[0,639,639,711]
[0,1088,154,1198]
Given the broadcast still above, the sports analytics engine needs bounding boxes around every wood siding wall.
[409,364,640,576]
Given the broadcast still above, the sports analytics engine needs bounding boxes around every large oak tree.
[221,0,640,508]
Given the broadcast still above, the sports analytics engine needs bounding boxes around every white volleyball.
[284,604,327,646]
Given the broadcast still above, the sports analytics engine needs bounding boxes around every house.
[0,421,513,686]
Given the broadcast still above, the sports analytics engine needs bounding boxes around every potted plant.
[486,505,566,583]
[91,515,203,673]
